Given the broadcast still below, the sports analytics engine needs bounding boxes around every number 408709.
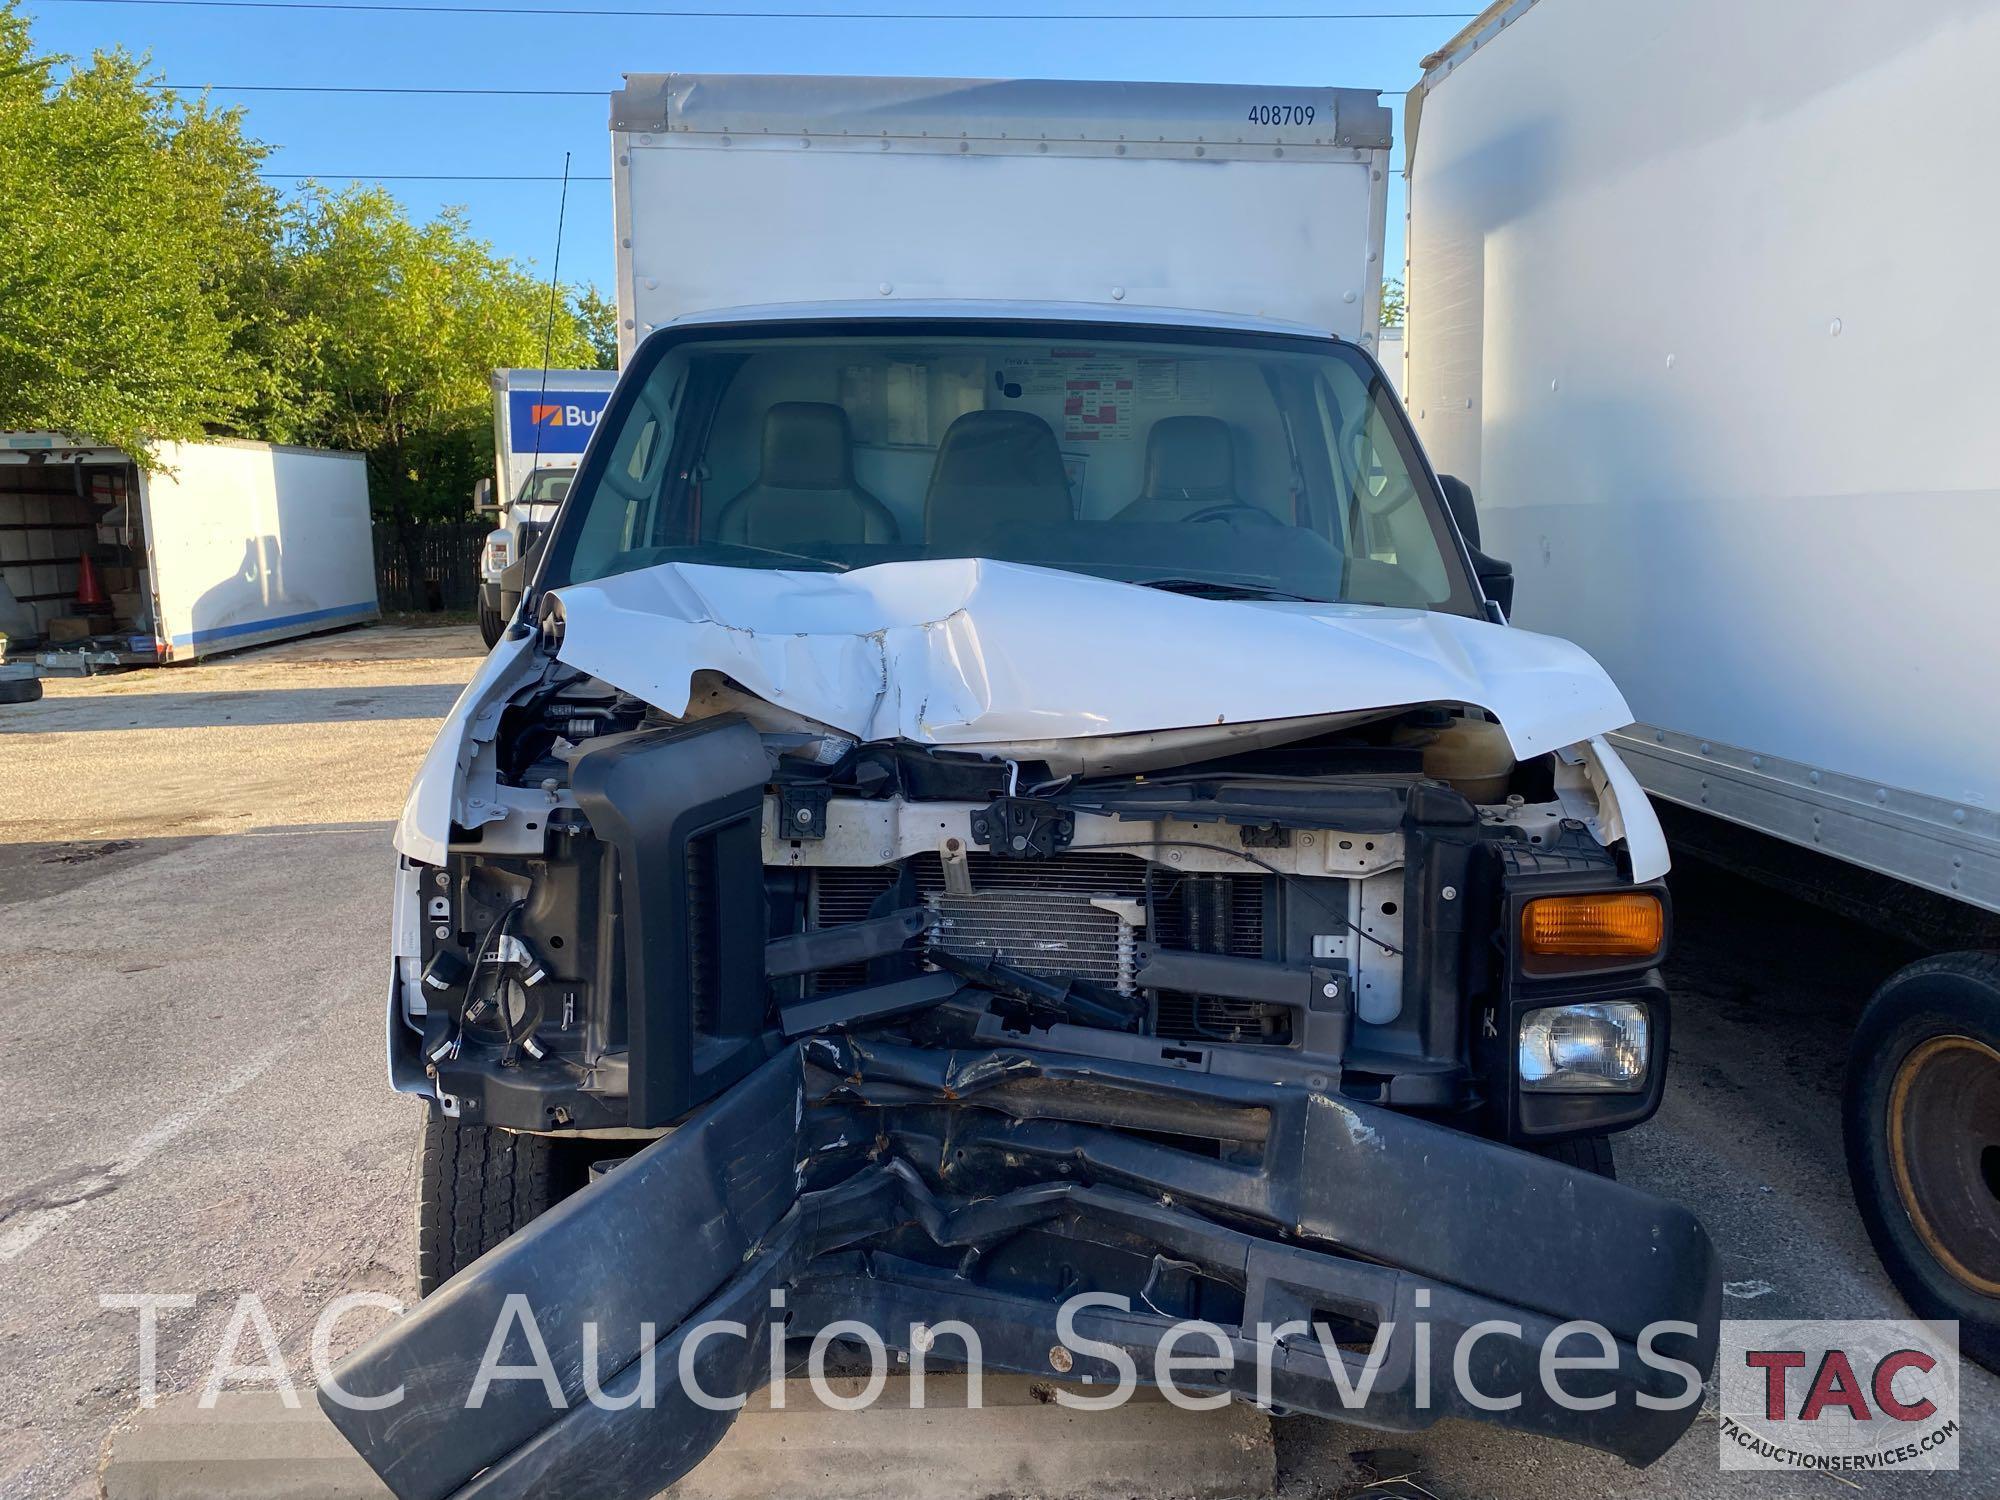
[1247,103,1315,126]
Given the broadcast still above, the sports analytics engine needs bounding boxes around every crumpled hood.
[548,557,1633,759]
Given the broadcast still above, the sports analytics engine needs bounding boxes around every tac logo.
[1719,1319,1959,1472]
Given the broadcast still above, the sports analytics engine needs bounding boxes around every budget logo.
[1719,1319,1959,1472]
[529,404,566,426]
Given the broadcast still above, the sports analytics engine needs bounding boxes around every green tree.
[2,0,610,525]
[1380,277,1406,329]
[277,184,601,527]
[571,285,619,370]
[0,3,290,456]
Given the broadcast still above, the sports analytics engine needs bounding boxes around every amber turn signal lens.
[1520,892,1664,958]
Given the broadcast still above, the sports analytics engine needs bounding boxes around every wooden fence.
[372,520,492,614]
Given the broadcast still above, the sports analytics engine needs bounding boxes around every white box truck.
[475,368,620,645]
[326,76,1726,1491]
[0,434,378,669]
[1404,0,2000,1364]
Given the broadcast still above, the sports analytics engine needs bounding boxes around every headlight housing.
[1518,1001,1651,1092]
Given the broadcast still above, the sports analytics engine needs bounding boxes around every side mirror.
[1476,554,1515,619]
[1437,473,1481,550]
[1438,473,1514,618]
[472,477,495,515]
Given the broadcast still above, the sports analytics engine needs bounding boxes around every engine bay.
[395,652,1656,1141]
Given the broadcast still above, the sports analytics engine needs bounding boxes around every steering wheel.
[1184,502,1284,527]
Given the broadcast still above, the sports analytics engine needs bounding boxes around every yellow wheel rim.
[1887,1034,2000,1298]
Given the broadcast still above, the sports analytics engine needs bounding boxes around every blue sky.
[30,0,1473,298]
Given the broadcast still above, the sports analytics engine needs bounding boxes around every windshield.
[518,470,573,505]
[540,323,1476,614]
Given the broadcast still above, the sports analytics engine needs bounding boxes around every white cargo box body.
[1,434,378,665]
[609,74,1393,354]
[1403,0,2000,912]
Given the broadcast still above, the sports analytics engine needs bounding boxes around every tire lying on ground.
[416,1111,589,1296]
[1845,951,2000,1372]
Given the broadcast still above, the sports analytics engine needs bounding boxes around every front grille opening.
[1153,992,1294,1046]
[1308,1306,1384,1354]
[685,837,718,1031]
[806,851,1281,1043]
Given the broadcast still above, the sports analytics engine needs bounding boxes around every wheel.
[1533,1134,1617,1179]
[0,675,41,704]
[1845,951,2000,1371]
[415,1111,584,1296]
[477,602,504,649]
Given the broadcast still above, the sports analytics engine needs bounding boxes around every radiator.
[809,851,1268,1033]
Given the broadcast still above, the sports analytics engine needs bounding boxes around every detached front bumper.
[325,1041,1720,1500]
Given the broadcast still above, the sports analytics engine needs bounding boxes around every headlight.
[1518,1001,1650,1092]
[485,529,515,573]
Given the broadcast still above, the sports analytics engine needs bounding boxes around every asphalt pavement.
[0,622,1989,1499]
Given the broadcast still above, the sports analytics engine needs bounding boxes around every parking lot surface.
[0,623,1990,1498]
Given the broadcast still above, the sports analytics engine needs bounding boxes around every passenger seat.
[923,410,1072,551]
[1115,415,1239,523]
[714,403,898,547]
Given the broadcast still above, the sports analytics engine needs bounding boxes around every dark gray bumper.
[324,1041,1721,1499]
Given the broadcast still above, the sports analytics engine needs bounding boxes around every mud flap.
[322,1042,1721,1499]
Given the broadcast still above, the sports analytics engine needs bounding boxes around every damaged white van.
[325,77,1719,1497]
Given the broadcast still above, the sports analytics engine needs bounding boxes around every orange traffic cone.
[76,554,110,610]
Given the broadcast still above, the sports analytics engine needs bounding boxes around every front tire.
[477,601,504,649]
[1533,1134,1616,1179]
[1845,951,2000,1371]
[416,1112,583,1297]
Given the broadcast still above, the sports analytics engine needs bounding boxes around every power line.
[178,78,1411,95]
[178,82,605,94]
[258,171,611,179]
[45,0,1476,19]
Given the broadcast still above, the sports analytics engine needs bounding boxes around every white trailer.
[1404,0,2000,1364]
[0,434,378,668]
[609,74,1394,354]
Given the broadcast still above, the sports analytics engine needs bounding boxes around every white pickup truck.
[326,76,1721,1496]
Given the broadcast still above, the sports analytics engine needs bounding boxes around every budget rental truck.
[476,368,619,646]
[1403,0,2000,1365]
[326,75,1721,1495]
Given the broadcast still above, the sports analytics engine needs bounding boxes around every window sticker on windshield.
[1135,358,1178,402]
[1176,361,1216,403]
[1002,358,1069,398]
[1063,358,1135,441]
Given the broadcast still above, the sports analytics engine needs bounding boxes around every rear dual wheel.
[1845,951,2000,1371]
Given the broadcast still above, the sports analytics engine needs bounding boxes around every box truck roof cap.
[612,73,1393,152]
[648,298,1335,340]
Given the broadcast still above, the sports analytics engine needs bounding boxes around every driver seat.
[714,403,899,548]
[1114,415,1240,523]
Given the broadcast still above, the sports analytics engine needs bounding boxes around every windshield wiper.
[699,543,849,573]
[1131,576,1326,604]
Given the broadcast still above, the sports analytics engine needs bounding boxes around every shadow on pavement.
[0,684,467,734]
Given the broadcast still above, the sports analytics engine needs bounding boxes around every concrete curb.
[101,1377,1276,1500]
